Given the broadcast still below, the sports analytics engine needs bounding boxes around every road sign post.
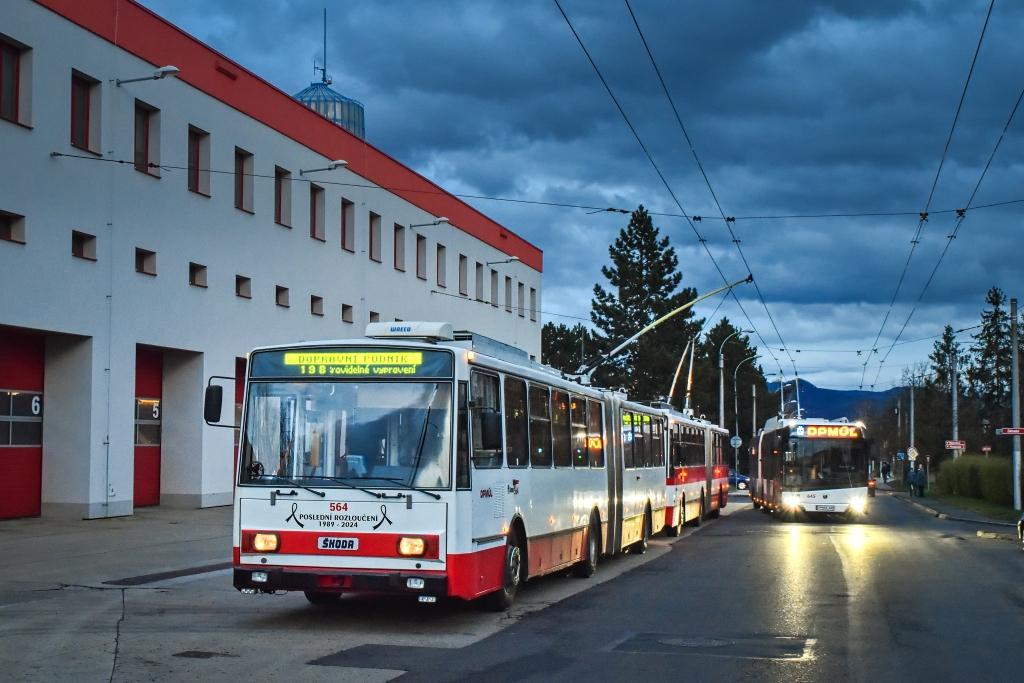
[944,440,966,451]
[996,427,1024,436]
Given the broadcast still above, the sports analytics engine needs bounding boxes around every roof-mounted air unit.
[364,321,454,341]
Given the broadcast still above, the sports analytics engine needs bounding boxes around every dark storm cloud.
[139,0,1024,388]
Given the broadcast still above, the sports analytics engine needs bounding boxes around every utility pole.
[952,352,960,459]
[1011,297,1021,511]
[751,383,757,475]
[897,395,902,451]
[909,381,915,450]
[794,374,801,418]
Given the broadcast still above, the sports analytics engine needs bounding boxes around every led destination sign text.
[250,348,454,379]
[795,425,861,439]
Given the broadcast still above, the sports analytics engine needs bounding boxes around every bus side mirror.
[479,410,502,451]
[204,385,223,424]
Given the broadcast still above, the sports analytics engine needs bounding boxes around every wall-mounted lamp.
[410,217,449,229]
[299,159,347,175]
[116,65,180,86]
[486,256,520,266]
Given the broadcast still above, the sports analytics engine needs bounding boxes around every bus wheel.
[709,490,723,519]
[304,591,341,605]
[630,509,651,554]
[486,530,524,611]
[666,502,684,537]
[573,517,600,578]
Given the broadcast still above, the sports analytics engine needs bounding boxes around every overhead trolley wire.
[552,0,784,378]
[622,0,798,381]
[868,79,1024,390]
[858,0,996,389]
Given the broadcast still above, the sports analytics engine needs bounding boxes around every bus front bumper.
[234,566,447,595]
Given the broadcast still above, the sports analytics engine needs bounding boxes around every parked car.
[729,469,750,491]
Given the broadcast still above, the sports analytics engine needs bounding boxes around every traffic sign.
[896,452,906,460]
[996,427,1024,436]
[981,445,992,453]
[945,440,966,450]
[907,446,919,459]
[730,435,742,449]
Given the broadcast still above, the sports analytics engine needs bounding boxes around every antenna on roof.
[314,8,332,85]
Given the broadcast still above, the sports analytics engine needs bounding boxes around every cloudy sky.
[139,0,1024,390]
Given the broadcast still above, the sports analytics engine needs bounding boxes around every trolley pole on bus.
[719,329,753,429]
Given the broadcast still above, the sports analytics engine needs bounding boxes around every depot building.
[0,0,543,520]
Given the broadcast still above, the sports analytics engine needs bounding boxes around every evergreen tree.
[967,287,1012,423]
[541,322,597,375]
[928,324,967,392]
[590,205,702,399]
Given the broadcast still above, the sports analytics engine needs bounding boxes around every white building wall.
[0,0,542,518]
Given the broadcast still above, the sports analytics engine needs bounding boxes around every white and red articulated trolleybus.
[206,322,723,608]
[660,408,730,536]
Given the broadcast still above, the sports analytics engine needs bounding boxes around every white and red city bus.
[212,323,675,609]
[751,416,871,519]
[661,408,730,535]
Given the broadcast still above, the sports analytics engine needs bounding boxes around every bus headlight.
[849,497,866,514]
[252,533,279,553]
[782,493,800,510]
[398,537,426,556]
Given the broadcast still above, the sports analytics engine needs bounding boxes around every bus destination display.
[250,348,454,378]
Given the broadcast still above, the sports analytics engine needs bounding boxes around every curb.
[886,491,1016,528]
[975,530,1018,542]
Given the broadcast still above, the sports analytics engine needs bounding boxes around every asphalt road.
[2,495,1021,681]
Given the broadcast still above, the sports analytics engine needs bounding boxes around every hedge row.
[935,455,1012,506]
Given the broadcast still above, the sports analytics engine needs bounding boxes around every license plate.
[318,536,359,551]
[815,505,836,512]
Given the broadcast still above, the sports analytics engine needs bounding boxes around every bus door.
[469,371,508,545]
[604,396,624,555]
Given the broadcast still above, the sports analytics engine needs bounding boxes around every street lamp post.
[733,354,759,477]
[718,329,753,429]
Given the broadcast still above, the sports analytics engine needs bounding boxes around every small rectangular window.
[274,166,291,226]
[0,38,28,125]
[471,371,502,468]
[340,198,355,251]
[310,294,324,316]
[588,400,605,467]
[528,384,552,468]
[369,310,380,322]
[134,398,161,446]
[416,234,427,280]
[71,230,96,260]
[187,126,210,195]
[309,185,325,240]
[518,282,525,317]
[133,100,159,176]
[135,247,156,276]
[490,269,499,307]
[475,262,484,301]
[369,212,382,262]
[393,224,406,271]
[235,275,251,299]
[189,262,207,288]
[505,276,513,312]
[530,287,538,322]
[456,382,470,489]
[0,210,26,243]
[70,71,99,152]
[234,148,254,212]
[652,419,664,467]
[504,376,529,468]
[458,255,468,295]
[275,285,289,307]
[436,244,447,287]
[622,412,635,469]
[341,303,353,323]
[570,396,588,467]
[551,390,572,467]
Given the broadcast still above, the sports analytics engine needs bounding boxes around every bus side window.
[587,400,605,467]
[622,412,635,469]
[528,384,552,468]
[551,389,572,468]
[652,419,664,467]
[570,395,587,468]
[504,377,529,468]
[456,382,470,489]
[471,371,502,468]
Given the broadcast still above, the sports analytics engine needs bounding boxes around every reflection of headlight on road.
[848,497,866,514]
[782,493,800,509]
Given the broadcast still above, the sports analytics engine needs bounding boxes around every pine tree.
[590,205,702,399]
[928,324,967,392]
[968,287,1011,417]
[541,322,597,375]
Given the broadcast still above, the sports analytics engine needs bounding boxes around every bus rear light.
[316,575,352,588]
[252,533,279,552]
[398,536,426,556]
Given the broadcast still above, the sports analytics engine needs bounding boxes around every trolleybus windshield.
[783,434,868,490]
[239,380,453,490]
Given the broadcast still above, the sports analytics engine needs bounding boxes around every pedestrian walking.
[906,462,915,496]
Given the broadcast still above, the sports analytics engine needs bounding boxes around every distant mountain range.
[767,380,900,420]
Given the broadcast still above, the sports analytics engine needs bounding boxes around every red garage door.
[134,346,162,507]
[0,328,44,519]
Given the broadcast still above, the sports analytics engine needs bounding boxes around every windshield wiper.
[256,474,325,498]
[352,476,442,500]
[304,475,402,499]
